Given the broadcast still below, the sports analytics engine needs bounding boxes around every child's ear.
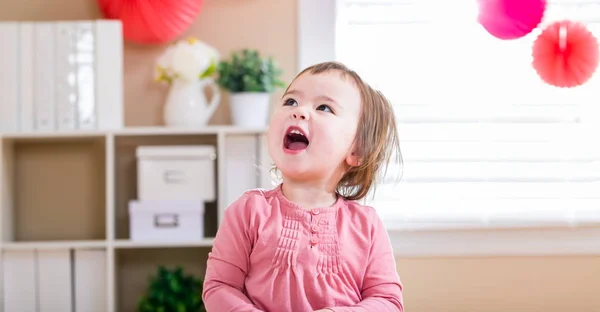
[345,151,361,167]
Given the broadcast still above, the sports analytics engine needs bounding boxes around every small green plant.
[217,49,286,93]
[138,265,206,312]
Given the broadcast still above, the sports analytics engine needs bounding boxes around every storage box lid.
[129,199,205,213]
[136,145,216,160]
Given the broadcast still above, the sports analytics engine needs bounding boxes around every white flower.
[156,45,175,69]
[154,38,220,83]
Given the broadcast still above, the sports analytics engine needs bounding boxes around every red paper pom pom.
[98,0,204,45]
[532,20,600,88]
[477,0,547,40]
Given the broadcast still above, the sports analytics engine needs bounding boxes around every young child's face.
[267,70,362,184]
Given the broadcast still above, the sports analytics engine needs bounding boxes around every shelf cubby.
[115,246,210,312]
[1,136,106,243]
[113,133,219,240]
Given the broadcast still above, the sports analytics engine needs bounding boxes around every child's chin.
[278,166,313,178]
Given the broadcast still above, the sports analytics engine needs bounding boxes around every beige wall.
[1,0,598,311]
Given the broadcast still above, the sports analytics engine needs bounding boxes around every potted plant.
[155,37,221,127]
[216,49,286,127]
[138,265,206,312]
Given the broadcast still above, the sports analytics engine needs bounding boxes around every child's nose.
[291,108,309,120]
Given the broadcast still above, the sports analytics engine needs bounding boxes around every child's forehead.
[290,71,359,95]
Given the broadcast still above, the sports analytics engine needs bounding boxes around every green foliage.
[138,266,205,312]
[217,49,286,93]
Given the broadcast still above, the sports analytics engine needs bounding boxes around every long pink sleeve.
[328,212,404,312]
[202,194,263,312]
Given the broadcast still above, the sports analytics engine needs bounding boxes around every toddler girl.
[202,61,404,311]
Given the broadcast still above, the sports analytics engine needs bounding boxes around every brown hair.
[274,61,403,201]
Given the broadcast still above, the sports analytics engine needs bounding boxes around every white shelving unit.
[0,125,271,312]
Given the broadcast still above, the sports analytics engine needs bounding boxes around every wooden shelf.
[0,125,268,139]
[2,240,107,250]
[0,125,271,312]
[1,239,215,250]
[113,239,214,249]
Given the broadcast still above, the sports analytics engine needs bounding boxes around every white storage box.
[128,200,205,242]
[136,145,216,201]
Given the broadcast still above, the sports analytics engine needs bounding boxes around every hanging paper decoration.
[532,20,599,88]
[97,0,204,45]
[477,0,547,40]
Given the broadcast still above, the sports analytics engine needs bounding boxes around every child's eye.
[284,98,298,106]
[316,104,334,113]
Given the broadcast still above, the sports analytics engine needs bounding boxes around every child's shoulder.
[340,199,383,227]
[234,187,278,203]
[343,199,378,217]
[340,200,390,242]
[224,187,278,216]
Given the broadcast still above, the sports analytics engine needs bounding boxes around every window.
[299,0,600,234]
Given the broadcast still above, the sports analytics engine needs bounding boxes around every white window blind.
[336,0,600,230]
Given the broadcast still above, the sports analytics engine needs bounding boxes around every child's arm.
[202,194,263,312]
[327,212,404,312]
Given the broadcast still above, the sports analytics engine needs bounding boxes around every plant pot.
[229,92,270,127]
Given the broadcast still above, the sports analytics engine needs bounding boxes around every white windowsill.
[388,225,600,257]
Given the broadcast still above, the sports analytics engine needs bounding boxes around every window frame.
[296,0,600,257]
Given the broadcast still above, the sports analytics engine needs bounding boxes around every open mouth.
[284,127,309,151]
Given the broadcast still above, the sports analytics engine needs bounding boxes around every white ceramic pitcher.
[163,78,221,127]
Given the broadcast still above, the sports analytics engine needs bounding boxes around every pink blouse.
[202,185,404,311]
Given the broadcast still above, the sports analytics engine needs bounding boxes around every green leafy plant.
[217,49,286,93]
[138,265,206,312]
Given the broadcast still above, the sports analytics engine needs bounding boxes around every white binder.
[19,22,34,132]
[74,21,98,130]
[0,22,19,133]
[95,20,123,131]
[37,249,73,312]
[55,21,79,131]
[74,249,107,312]
[33,22,57,131]
[2,250,37,312]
